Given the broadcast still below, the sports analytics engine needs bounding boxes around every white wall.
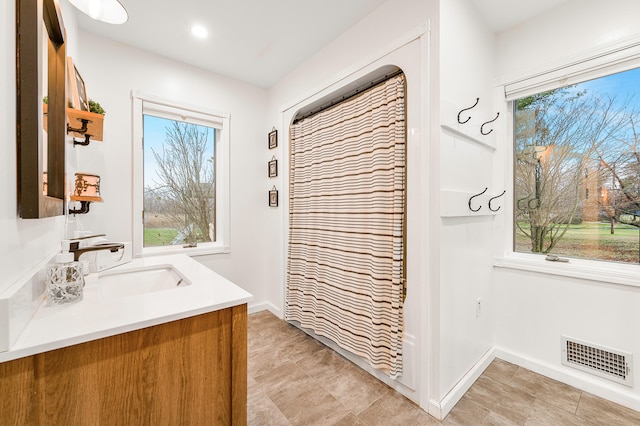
[437,0,497,409]
[493,0,640,410]
[73,31,270,304]
[1,0,82,295]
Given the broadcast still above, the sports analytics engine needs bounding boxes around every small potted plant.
[88,99,106,115]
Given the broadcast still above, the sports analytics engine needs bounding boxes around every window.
[513,67,640,264]
[132,93,229,256]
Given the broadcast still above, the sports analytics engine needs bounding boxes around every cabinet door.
[0,305,247,425]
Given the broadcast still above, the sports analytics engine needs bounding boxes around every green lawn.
[515,222,640,264]
[144,228,179,247]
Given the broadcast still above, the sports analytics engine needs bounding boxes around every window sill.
[494,254,640,288]
[140,244,230,258]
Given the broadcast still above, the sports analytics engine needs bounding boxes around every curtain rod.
[293,68,404,124]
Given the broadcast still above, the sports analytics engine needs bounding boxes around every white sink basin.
[98,264,191,298]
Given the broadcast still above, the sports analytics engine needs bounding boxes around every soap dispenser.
[46,240,84,305]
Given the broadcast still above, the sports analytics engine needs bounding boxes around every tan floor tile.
[249,344,293,377]
[443,397,490,425]
[248,387,292,426]
[482,359,520,384]
[271,382,351,426]
[249,312,297,341]
[358,392,441,425]
[297,346,391,415]
[279,329,326,363]
[254,361,314,397]
[256,361,352,425]
[248,373,259,394]
[482,411,521,426]
[525,399,595,426]
[576,392,640,426]
[510,367,581,414]
[465,376,535,424]
[334,413,369,425]
[247,313,640,426]
[318,365,390,415]
[297,345,360,379]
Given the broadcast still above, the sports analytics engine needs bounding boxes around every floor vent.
[561,336,632,387]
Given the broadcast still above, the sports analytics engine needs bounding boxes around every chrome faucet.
[69,241,125,261]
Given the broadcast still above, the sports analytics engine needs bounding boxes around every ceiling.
[70,0,570,89]
[70,0,388,88]
[467,0,569,32]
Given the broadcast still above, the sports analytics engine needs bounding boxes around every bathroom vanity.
[0,254,252,425]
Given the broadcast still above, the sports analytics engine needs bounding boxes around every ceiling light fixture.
[68,0,128,24]
[190,25,208,39]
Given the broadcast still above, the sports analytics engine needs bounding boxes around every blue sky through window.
[577,67,640,108]
[143,114,215,191]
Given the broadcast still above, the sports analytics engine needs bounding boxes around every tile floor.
[248,310,640,425]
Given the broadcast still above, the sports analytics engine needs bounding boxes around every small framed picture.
[268,159,278,178]
[67,57,88,111]
[269,189,278,207]
[268,129,278,149]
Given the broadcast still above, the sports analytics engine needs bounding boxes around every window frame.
[131,91,230,257]
[498,44,640,288]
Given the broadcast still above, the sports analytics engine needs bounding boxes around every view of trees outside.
[514,67,640,264]
[143,115,216,247]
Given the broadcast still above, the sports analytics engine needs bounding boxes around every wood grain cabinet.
[0,304,247,425]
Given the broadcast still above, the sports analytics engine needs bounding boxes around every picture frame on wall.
[269,188,278,207]
[67,57,89,111]
[268,129,278,149]
[268,158,278,178]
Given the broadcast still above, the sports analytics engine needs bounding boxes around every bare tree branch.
[146,121,215,245]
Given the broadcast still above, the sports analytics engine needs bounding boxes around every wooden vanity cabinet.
[0,304,247,425]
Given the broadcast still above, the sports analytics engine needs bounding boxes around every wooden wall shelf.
[441,124,496,151]
[67,108,104,142]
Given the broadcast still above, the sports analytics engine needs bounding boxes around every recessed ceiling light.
[190,25,208,39]
[69,0,128,24]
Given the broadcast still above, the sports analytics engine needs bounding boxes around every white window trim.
[496,39,640,289]
[495,253,640,289]
[131,91,230,257]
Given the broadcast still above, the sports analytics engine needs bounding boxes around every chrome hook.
[480,112,500,135]
[457,98,479,124]
[468,187,488,212]
[488,190,506,212]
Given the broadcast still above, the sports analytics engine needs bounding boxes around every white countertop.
[0,254,253,363]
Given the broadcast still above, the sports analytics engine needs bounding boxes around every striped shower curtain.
[286,74,406,377]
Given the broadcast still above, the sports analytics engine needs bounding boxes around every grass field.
[515,222,640,264]
[144,228,179,247]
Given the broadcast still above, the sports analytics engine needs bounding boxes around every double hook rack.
[468,188,506,212]
[457,97,500,135]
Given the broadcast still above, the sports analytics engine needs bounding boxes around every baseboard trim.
[248,301,282,318]
[494,346,640,412]
[428,347,495,420]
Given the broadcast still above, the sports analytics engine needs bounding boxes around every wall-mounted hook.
[488,190,506,212]
[457,98,479,124]
[468,187,487,212]
[480,112,500,135]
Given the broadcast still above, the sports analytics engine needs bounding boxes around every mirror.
[16,0,66,218]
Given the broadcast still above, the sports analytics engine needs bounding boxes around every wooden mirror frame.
[16,0,66,218]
